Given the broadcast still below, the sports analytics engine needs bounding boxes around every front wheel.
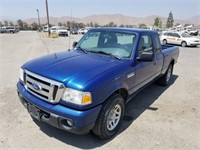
[92,94,125,140]
[181,41,187,47]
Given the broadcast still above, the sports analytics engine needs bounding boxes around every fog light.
[67,120,73,127]
[60,119,73,128]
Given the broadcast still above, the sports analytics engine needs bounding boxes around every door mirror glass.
[137,52,153,62]
[72,41,78,48]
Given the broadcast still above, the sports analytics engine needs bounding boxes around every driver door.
[133,34,156,92]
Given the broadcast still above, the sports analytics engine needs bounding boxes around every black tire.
[158,64,173,86]
[92,93,125,140]
[163,39,167,45]
[181,41,187,47]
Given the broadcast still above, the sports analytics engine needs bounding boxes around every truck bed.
[161,45,179,74]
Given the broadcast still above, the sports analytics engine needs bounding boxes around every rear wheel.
[181,41,187,47]
[158,64,173,86]
[92,94,125,140]
[163,39,167,45]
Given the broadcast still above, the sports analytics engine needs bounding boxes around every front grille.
[60,32,67,34]
[24,70,65,103]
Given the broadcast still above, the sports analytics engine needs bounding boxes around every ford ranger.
[17,28,179,139]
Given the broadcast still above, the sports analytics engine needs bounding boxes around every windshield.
[51,28,56,30]
[59,27,67,30]
[75,30,137,59]
[181,33,191,37]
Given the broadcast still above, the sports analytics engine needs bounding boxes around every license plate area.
[28,104,40,120]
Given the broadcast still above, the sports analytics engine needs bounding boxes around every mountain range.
[17,14,200,26]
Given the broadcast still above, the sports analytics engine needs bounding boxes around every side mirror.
[137,52,154,62]
[72,41,78,49]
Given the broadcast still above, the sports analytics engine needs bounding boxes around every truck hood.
[23,50,122,90]
[58,29,68,32]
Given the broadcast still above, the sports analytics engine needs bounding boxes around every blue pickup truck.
[17,28,179,139]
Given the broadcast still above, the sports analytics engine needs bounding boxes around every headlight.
[19,68,24,82]
[62,88,92,105]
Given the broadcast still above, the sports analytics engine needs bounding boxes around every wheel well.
[181,41,187,44]
[114,88,128,102]
[170,59,175,72]
[171,59,175,66]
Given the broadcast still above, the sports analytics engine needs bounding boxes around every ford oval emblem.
[32,83,42,91]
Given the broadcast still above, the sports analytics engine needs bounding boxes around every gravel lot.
[0,32,200,150]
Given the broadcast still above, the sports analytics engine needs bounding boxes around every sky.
[0,0,200,20]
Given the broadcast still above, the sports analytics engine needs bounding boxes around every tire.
[163,39,167,45]
[181,41,187,47]
[92,93,125,140]
[158,64,173,86]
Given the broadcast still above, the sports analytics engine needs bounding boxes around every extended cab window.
[153,35,161,53]
[138,35,153,56]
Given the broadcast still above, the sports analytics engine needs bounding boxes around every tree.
[0,21,2,27]
[120,24,124,28]
[89,22,94,27]
[139,24,147,29]
[31,22,39,30]
[154,17,162,28]
[23,22,29,30]
[79,23,85,28]
[66,21,71,30]
[4,21,8,26]
[166,11,174,28]
[9,22,14,26]
[57,22,62,26]
[108,22,114,27]
[17,19,24,29]
[94,22,99,27]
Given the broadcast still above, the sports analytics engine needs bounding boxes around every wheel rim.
[107,104,122,131]
[182,42,186,47]
[167,66,172,82]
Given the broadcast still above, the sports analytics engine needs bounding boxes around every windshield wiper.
[75,46,88,54]
[90,51,121,60]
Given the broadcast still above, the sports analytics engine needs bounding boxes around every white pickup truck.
[50,26,68,36]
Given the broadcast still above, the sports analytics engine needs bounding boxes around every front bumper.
[17,82,102,135]
[187,42,200,46]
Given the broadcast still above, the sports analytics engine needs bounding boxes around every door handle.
[153,61,157,65]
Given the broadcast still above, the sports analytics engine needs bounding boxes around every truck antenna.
[68,10,72,51]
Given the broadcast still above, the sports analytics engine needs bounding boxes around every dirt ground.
[0,32,199,150]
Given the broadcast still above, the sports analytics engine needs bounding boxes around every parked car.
[78,28,84,34]
[43,25,50,32]
[189,30,199,36]
[17,28,179,139]
[161,31,200,47]
[0,26,19,33]
[70,28,78,34]
[50,26,68,36]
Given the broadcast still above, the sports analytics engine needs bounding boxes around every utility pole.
[36,9,41,31]
[45,0,50,37]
